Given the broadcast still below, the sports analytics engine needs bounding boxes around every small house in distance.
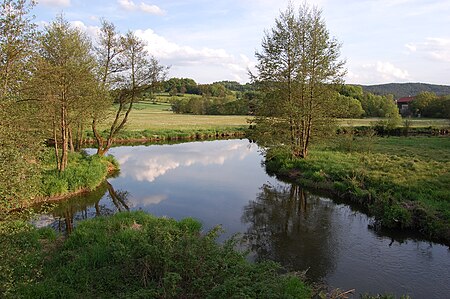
[396,96,415,116]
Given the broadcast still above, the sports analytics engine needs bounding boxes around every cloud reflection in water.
[116,141,253,183]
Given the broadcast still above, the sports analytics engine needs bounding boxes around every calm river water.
[35,139,450,298]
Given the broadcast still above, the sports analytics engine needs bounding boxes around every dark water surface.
[35,139,450,298]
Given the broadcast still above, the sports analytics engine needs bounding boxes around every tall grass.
[41,152,115,197]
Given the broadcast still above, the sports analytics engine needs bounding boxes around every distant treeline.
[164,78,402,118]
[163,78,255,96]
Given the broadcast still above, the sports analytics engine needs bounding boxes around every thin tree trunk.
[60,105,68,172]
[68,126,74,152]
[53,116,60,171]
[77,123,84,150]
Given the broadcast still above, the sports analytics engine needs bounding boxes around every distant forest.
[360,83,450,98]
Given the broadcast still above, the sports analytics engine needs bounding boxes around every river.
[34,139,450,298]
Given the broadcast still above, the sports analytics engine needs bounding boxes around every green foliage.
[171,96,252,115]
[334,93,365,118]
[410,91,437,115]
[13,211,311,298]
[164,77,200,95]
[421,96,450,118]
[359,93,400,119]
[0,0,45,213]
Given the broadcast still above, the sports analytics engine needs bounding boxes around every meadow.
[265,135,450,244]
[100,99,448,133]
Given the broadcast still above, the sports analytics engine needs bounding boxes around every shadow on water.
[33,181,130,234]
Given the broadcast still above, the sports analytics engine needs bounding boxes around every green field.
[104,102,250,131]
[106,100,449,132]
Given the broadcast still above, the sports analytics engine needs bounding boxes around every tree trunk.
[75,122,83,151]
[53,117,60,171]
[68,126,74,152]
[60,105,68,172]
[92,118,105,156]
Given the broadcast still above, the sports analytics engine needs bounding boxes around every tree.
[410,91,437,116]
[0,0,42,209]
[29,16,100,171]
[334,93,364,118]
[93,21,168,156]
[251,3,345,158]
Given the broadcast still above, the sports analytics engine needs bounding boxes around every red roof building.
[396,96,415,116]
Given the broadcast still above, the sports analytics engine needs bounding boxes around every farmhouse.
[396,96,415,116]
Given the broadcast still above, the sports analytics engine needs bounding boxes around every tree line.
[166,77,402,120]
[0,0,167,203]
[410,91,450,118]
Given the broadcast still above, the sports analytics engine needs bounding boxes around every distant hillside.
[359,83,450,98]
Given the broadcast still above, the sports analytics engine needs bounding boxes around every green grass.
[266,136,450,244]
[0,220,56,298]
[39,151,116,197]
[339,118,449,128]
[3,211,311,298]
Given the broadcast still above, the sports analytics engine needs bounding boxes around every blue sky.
[33,0,450,85]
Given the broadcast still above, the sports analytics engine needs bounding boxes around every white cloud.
[39,0,70,7]
[135,28,254,82]
[69,21,101,40]
[406,37,450,63]
[117,0,165,15]
[372,61,410,80]
[347,61,410,84]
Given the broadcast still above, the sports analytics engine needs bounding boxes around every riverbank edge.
[83,127,248,144]
[265,154,450,246]
[8,156,119,214]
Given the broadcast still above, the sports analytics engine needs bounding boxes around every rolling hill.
[359,83,450,98]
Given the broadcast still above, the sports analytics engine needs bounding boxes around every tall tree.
[0,0,42,209]
[251,3,345,158]
[93,21,168,156]
[29,16,99,171]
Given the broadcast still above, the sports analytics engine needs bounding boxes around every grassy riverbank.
[1,151,118,215]
[265,136,450,244]
[40,152,118,198]
[0,211,311,298]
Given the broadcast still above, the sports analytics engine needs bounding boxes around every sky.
[32,0,450,85]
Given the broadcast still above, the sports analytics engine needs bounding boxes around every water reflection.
[34,181,130,233]
[117,141,251,182]
[242,183,338,281]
